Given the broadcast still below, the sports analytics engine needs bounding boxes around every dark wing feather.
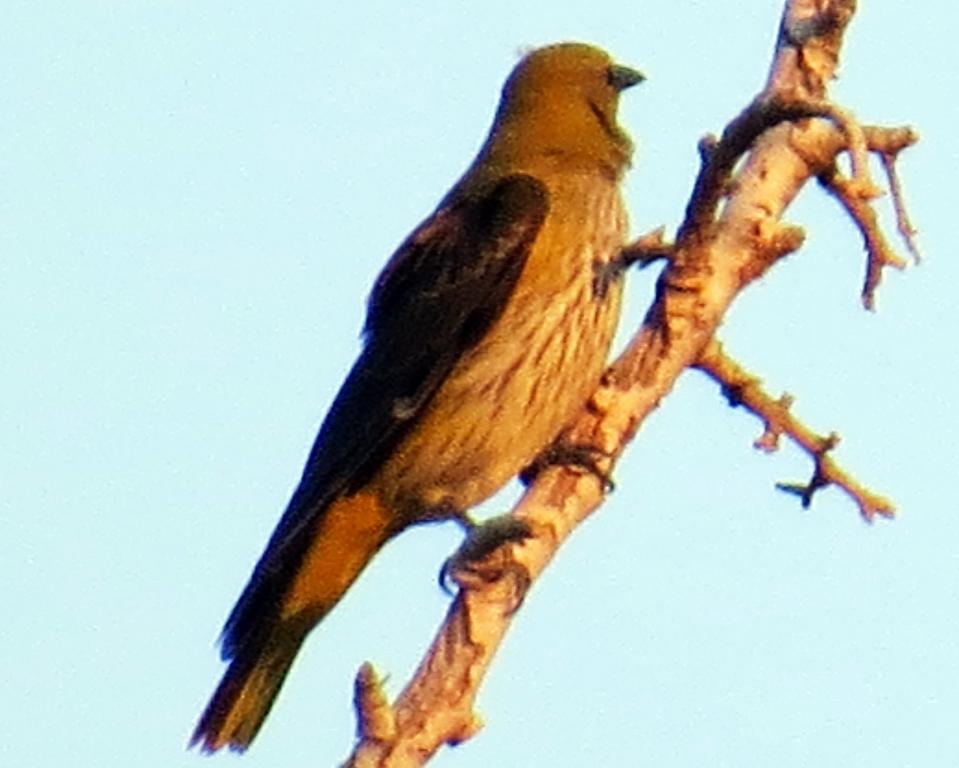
[221,174,549,658]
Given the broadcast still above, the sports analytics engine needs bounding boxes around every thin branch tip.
[878,148,922,263]
[697,340,894,523]
[353,662,397,744]
[818,161,910,309]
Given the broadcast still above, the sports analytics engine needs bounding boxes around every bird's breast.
[377,174,627,520]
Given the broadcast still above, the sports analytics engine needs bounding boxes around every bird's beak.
[608,64,646,91]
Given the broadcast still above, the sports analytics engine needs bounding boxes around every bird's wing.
[221,173,549,657]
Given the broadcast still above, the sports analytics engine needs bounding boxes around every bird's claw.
[520,441,615,492]
[592,232,674,298]
[439,514,533,613]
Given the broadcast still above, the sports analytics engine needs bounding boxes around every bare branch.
[818,163,908,309]
[879,149,922,262]
[680,96,878,240]
[695,339,895,522]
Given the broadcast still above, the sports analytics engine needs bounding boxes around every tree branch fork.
[344,1,919,764]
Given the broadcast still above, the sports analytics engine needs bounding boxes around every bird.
[191,41,643,753]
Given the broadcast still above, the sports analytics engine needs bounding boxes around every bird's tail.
[191,491,396,752]
[190,629,303,753]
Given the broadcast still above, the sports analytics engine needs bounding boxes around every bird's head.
[483,42,644,178]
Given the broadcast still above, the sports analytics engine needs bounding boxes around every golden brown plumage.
[192,41,642,752]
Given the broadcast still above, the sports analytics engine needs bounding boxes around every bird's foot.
[439,514,533,613]
[592,227,674,298]
[520,441,615,492]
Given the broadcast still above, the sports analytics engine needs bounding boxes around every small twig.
[752,392,794,452]
[864,125,920,261]
[801,100,876,197]
[818,164,908,309]
[879,150,921,262]
[353,663,397,746]
[680,96,878,241]
[696,339,895,522]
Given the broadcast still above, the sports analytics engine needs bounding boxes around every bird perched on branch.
[192,41,643,753]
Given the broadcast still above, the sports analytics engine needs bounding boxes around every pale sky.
[3,2,955,767]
